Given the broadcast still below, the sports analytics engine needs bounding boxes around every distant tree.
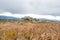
[20,16,39,22]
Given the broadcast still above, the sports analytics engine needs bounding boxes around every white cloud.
[0,12,60,21]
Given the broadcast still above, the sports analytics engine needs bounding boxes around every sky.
[0,0,60,20]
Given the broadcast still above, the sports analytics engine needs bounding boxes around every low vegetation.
[0,16,60,40]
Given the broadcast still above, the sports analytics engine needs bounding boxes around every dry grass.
[0,21,60,40]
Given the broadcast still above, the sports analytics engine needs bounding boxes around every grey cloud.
[0,0,33,13]
[0,0,60,16]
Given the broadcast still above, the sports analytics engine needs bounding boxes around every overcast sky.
[0,0,60,16]
[0,0,60,21]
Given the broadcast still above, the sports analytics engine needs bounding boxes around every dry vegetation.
[0,21,60,40]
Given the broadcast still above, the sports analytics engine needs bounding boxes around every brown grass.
[0,21,60,40]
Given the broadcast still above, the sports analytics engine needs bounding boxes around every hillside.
[0,16,19,20]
